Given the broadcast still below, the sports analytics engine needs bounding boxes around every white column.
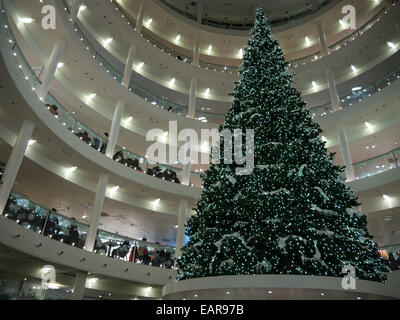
[175,199,188,261]
[181,163,192,186]
[316,21,328,57]
[196,0,204,24]
[326,67,341,112]
[337,124,355,182]
[122,45,136,88]
[37,40,66,100]
[69,0,82,24]
[71,271,87,300]
[188,76,198,119]
[84,174,109,251]
[0,120,34,215]
[105,101,125,158]
[193,35,200,67]
[136,0,147,35]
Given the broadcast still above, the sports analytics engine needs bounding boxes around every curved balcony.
[2,191,176,268]
[60,0,400,125]
[66,0,400,124]
[106,0,391,71]
[3,17,204,188]
[5,10,400,191]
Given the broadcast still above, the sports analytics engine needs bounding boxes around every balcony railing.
[2,191,176,269]
[309,65,400,117]
[2,7,204,188]
[67,0,397,123]
[159,0,335,31]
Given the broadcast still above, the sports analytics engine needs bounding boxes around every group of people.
[74,131,109,154]
[94,237,174,269]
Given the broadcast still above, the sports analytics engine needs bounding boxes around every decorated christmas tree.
[177,7,389,282]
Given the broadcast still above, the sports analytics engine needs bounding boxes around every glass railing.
[2,10,205,188]
[109,0,392,72]
[353,147,400,180]
[159,0,335,31]
[2,191,176,269]
[309,66,400,117]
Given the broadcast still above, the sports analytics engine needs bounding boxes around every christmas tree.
[176,7,389,282]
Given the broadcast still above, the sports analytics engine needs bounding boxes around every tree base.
[162,274,400,300]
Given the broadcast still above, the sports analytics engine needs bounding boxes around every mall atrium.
[0,0,399,300]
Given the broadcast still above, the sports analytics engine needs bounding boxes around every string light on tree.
[176,7,389,283]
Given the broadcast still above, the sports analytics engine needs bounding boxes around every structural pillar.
[136,0,147,35]
[337,124,355,182]
[69,0,82,24]
[122,45,137,88]
[37,40,66,100]
[71,271,87,300]
[316,21,328,57]
[84,173,109,251]
[0,120,34,215]
[193,35,200,67]
[326,67,341,112]
[188,76,198,119]
[105,101,125,158]
[175,199,188,262]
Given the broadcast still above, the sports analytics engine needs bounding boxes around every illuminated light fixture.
[86,93,96,101]
[153,199,160,209]
[78,5,87,13]
[65,166,77,177]
[352,86,362,91]
[169,77,176,86]
[145,18,152,26]
[351,65,358,73]
[109,186,119,195]
[238,48,244,58]
[56,62,64,69]
[136,62,144,70]
[82,215,87,219]
[19,17,34,24]
[103,38,113,46]
[312,81,318,90]
[144,287,152,293]
[205,88,210,97]
[88,278,98,286]
[174,225,179,229]
[364,121,374,132]
[175,34,181,42]
[124,116,133,125]
[382,194,392,205]
[28,139,37,146]
[387,42,396,49]
[305,36,311,46]
[207,45,212,53]
[321,136,328,142]
[339,19,347,28]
